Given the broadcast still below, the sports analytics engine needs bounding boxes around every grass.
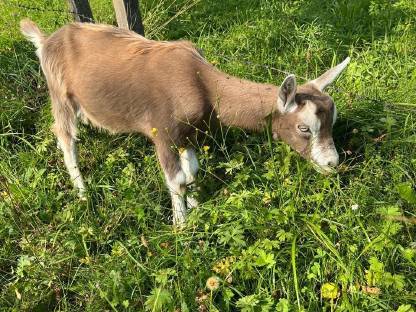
[1,0,415,311]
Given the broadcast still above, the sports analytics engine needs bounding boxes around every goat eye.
[298,125,310,133]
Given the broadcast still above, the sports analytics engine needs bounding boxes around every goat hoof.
[173,218,187,231]
[78,191,87,201]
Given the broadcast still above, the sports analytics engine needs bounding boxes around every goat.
[20,19,350,226]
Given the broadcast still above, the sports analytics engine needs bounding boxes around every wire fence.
[3,0,416,112]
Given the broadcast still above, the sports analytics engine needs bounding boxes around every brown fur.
[36,22,282,177]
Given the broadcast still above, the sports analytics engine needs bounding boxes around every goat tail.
[20,19,46,50]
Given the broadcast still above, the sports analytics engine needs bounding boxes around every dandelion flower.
[206,276,220,291]
[203,145,210,152]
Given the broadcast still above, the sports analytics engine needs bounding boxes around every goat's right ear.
[277,74,297,113]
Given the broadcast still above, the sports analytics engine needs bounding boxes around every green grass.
[1,0,416,311]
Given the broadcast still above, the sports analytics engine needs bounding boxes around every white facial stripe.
[300,101,321,137]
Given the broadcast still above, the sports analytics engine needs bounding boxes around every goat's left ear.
[311,57,350,91]
[277,74,297,113]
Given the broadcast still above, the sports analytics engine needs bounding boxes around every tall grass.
[0,0,415,311]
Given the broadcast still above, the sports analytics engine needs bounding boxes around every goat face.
[272,58,350,173]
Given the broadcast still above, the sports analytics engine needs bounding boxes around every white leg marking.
[180,148,199,184]
[180,148,199,208]
[166,170,187,226]
[59,138,86,199]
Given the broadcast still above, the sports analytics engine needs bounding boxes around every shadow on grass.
[0,40,48,138]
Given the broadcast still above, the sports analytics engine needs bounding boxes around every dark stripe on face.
[295,93,334,139]
[295,93,328,103]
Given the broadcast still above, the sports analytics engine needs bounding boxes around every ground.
[0,0,415,311]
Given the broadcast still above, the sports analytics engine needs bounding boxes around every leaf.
[235,294,273,312]
[152,268,177,285]
[307,262,321,280]
[368,257,384,272]
[321,283,339,300]
[254,250,275,269]
[144,288,172,312]
[383,273,405,291]
[16,255,34,278]
[236,295,259,311]
[215,224,246,247]
[275,298,290,312]
[397,304,414,312]
[365,257,384,286]
[378,206,401,217]
[396,182,416,204]
[181,301,189,312]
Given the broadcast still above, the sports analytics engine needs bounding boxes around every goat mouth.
[311,162,337,175]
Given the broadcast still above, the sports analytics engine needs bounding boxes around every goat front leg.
[156,143,187,226]
[180,148,199,208]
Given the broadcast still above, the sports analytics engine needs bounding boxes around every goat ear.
[277,74,297,113]
[311,57,350,91]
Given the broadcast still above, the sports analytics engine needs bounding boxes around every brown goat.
[20,19,349,226]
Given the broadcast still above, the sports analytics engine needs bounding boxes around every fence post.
[112,0,145,36]
[67,0,94,22]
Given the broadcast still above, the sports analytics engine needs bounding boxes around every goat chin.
[312,162,337,175]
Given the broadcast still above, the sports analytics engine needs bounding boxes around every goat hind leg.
[52,97,86,199]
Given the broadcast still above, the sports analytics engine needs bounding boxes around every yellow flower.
[202,145,210,153]
[150,127,158,137]
[212,256,235,276]
[321,282,339,299]
[206,276,220,291]
[79,256,92,265]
